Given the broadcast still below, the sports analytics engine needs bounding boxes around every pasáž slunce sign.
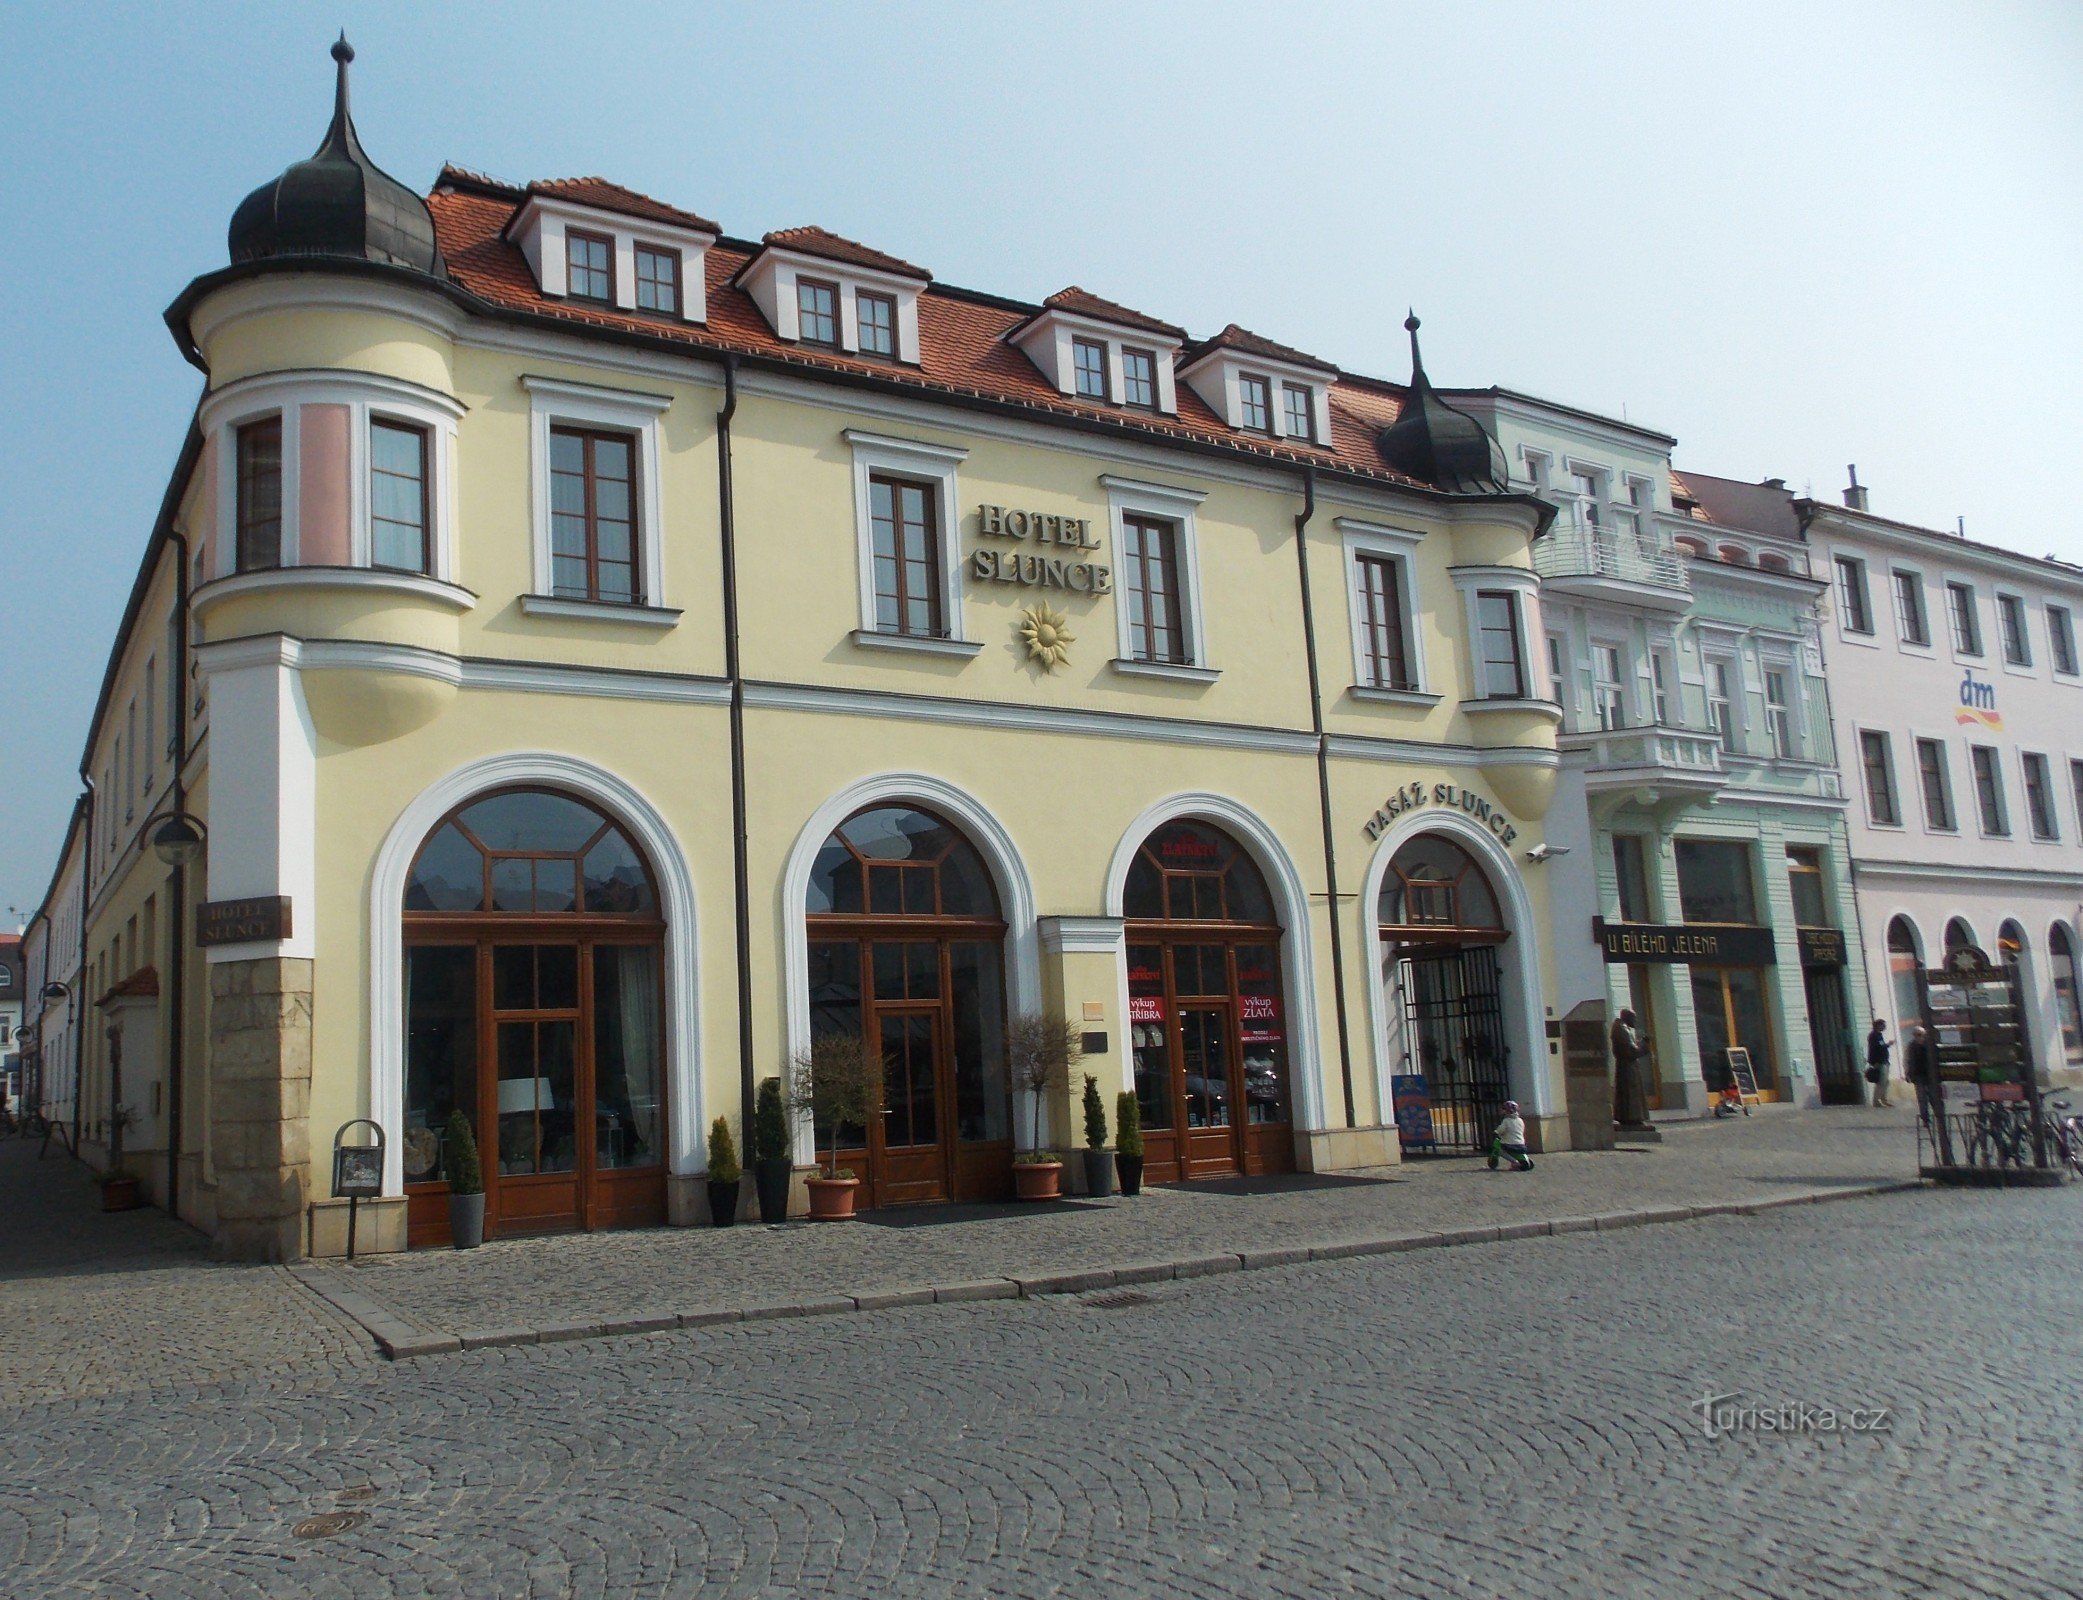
[1362,780,1519,846]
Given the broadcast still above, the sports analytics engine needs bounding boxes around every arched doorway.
[1885,916,1924,1034]
[1124,820,1294,1182]
[1377,834,1511,1153]
[401,787,666,1245]
[804,804,1010,1206]
[2050,924,2083,1067]
[1944,917,1978,959]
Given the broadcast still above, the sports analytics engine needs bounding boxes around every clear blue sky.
[3,1,2079,919]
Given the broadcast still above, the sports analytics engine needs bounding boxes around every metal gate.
[1399,944,1511,1154]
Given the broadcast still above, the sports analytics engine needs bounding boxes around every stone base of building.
[208,957,314,1263]
[1295,1124,1402,1172]
[306,1195,409,1257]
[1525,1114,1570,1155]
[670,1167,815,1225]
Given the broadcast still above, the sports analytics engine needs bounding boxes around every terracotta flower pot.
[1013,1161,1063,1202]
[100,1176,141,1213]
[805,1175,860,1220]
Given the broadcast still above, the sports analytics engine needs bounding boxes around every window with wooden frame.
[235,416,283,572]
[634,244,679,315]
[1121,347,1157,409]
[2049,604,2079,676]
[1072,337,1108,401]
[868,474,944,637]
[566,229,613,302]
[2023,752,2059,840]
[1122,514,1186,663]
[1947,581,1982,655]
[1892,569,1929,645]
[856,291,896,359]
[796,278,839,346]
[1237,374,1271,433]
[369,418,431,574]
[1915,738,1955,831]
[1834,556,1872,634]
[1282,383,1315,441]
[1860,730,1900,826]
[1474,590,1526,698]
[1998,593,2032,666]
[549,426,640,604]
[1970,744,2008,835]
[1354,553,1412,690]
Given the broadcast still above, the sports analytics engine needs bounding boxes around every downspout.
[716,356,756,1147]
[73,781,93,1157]
[1292,466,1359,1128]
[163,530,191,1220]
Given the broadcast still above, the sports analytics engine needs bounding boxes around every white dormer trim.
[506,194,713,324]
[1011,308,1182,415]
[739,247,925,364]
[1177,345,1334,443]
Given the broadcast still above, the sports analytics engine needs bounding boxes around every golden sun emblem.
[1018,603,1075,671]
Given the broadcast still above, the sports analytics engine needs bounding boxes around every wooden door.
[873,1005,949,1206]
[486,941,585,1236]
[1178,1002,1241,1178]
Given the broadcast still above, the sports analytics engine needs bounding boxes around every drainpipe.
[163,529,191,1220]
[73,779,93,1157]
[1292,466,1359,1128]
[716,357,756,1147]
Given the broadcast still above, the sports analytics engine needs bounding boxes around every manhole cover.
[336,1485,379,1503]
[292,1511,369,1540]
[1083,1289,1153,1309]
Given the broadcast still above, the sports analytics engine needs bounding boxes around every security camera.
[1524,842,1571,863]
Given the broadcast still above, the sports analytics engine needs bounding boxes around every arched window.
[807,805,997,919]
[1674,535,1708,560]
[1998,918,2027,966]
[402,787,666,1245]
[1757,551,1792,574]
[1378,834,1503,940]
[1886,915,1923,1030]
[1718,543,1751,566]
[1944,917,1978,959]
[1123,820,1274,925]
[2051,923,2083,1063]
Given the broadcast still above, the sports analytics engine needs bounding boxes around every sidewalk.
[299,1103,1928,1359]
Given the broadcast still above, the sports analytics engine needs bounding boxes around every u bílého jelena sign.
[971,504,1113,594]
[196,895,293,948]
[1362,780,1519,846]
[1595,918,1777,967]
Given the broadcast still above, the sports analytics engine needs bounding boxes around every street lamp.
[40,982,71,1004]
[149,811,207,868]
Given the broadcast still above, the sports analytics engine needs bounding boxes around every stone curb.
[328,1179,1921,1360]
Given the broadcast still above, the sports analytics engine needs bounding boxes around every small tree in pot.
[1080,1074,1114,1199]
[705,1116,741,1227]
[751,1075,793,1223]
[790,1031,880,1220]
[97,1103,141,1212]
[1115,1091,1145,1196]
[444,1110,485,1248]
[1006,1014,1082,1201]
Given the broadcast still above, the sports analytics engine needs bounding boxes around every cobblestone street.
[2,1123,2078,1598]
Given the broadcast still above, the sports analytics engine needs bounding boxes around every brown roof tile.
[1039,286,1186,340]
[760,225,928,281]
[99,966,159,1004]
[522,176,720,235]
[1184,323,1337,375]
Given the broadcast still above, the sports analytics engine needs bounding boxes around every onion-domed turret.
[227,36,444,277]
[1376,314,1506,494]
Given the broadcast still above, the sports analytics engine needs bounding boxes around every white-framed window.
[2023,752,2059,840]
[1650,652,1674,725]
[1447,566,1541,706]
[142,657,157,794]
[1592,643,1626,729]
[1521,449,1551,491]
[522,375,671,623]
[1763,667,1796,758]
[1337,520,1427,697]
[508,196,713,324]
[1237,373,1272,433]
[1104,475,1212,678]
[1914,737,1956,831]
[1970,744,2008,836]
[2048,604,2079,678]
[1547,634,1569,716]
[2071,758,2083,841]
[201,370,465,585]
[856,291,897,360]
[1707,658,1739,750]
[1282,383,1316,442]
[1891,567,1929,647]
[1859,729,1901,827]
[1946,579,1982,657]
[1834,554,1873,634]
[1072,337,1109,401]
[123,701,137,820]
[1568,465,1606,532]
[1177,349,1331,439]
[843,430,974,656]
[1997,591,2033,668]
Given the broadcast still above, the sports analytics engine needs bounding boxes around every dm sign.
[196,896,293,948]
[1955,670,2003,732]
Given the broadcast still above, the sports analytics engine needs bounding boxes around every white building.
[22,806,86,1129]
[1803,477,2083,1084]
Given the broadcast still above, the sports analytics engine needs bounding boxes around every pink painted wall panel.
[299,403,352,566]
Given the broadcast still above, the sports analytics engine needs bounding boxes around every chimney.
[1843,465,1869,512]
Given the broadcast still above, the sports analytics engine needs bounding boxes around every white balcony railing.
[1561,723,1727,790]
[1533,503,1690,591]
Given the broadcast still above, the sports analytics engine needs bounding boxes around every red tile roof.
[759,225,929,281]
[1184,323,1337,375]
[424,178,1438,491]
[1040,286,1186,340]
[523,176,720,235]
[98,967,159,1004]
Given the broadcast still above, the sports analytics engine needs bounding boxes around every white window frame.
[1650,649,1675,726]
[1912,735,1957,833]
[1590,639,1628,730]
[843,429,977,657]
[1447,565,1543,708]
[2047,603,2080,680]
[1520,449,1551,492]
[522,374,673,625]
[1762,663,1797,758]
[1335,518,1431,702]
[1103,475,1214,680]
[1833,552,1874,638]
[2021,750,2060,841]
[1995,588,2035,673]
[1889,565,1931,650]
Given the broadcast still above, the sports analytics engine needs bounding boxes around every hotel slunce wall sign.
[971,504,1113,593]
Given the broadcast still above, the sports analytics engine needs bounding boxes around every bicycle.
[2047,1097,2083,1180]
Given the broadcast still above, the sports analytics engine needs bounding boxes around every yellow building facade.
[65,44,1565,1258]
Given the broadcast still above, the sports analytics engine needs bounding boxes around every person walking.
[1611,1007,1651,1128]
[1865,1017,1894,1107]
[1905,1021,1937,1128]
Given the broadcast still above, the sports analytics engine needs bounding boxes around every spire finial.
[332,31,354,65]
[1404,310,1426,382]
[320,32,357,155]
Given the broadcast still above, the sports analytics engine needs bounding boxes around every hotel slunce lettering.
[971,504,1113,593]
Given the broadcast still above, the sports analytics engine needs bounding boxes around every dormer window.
[1122,348,1158,409]
[634,244,679,315]
[1238,374,1272,433]
[566,229,613,302]
[1283,384,1315,442]
[1073,338,1109,400]
[797,279,839,347]
[858,291,896,359]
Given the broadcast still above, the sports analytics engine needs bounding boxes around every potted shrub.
[1013,1147,1065,1202]
[706,1116,742,1227]
[752,1075,793,1223]
[98,1102,141,1211]
[1115,1091,1144,1196]
[1080,1074,1114,1199]
[1006,1011,1082,1159]
[790,1032,879,1220]
[444,1110,485,1249]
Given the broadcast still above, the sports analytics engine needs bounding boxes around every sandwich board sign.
[1724,1047,1763,1106]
